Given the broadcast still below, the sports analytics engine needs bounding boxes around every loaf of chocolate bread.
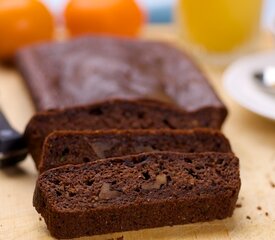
[25,99,225,168]
[40,129,232,172]
[16,36,227,119]
[34,152,240,239]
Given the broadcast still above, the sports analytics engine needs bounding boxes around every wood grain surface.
[0,26,275,240]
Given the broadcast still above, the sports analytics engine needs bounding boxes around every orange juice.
[178,0,262,52]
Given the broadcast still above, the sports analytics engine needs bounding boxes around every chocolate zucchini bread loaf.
[40,129,232,172]
[34,152,240,239]
[25,99,225,168]
[16,36,227,118]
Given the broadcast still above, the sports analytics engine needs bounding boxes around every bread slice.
[25,99,226,168]
[39,128,232,172]
[34,152,240,239]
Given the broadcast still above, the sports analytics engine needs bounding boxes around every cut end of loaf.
[25,99,227,169]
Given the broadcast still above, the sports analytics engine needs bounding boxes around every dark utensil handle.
[0,110,24,153]
[0,110,28,168]
[0,111,13,131]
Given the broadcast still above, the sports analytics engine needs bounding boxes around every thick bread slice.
[39,128,232,172]
[34,151,240,239]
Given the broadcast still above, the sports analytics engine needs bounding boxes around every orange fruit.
[64,0,144,37]
[0,0,54,59]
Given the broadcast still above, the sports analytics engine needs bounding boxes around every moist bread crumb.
[25,99,227,168]
[34,151,240,239]
[39,128,232,172]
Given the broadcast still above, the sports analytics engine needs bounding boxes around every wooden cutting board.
[1,26,275,240]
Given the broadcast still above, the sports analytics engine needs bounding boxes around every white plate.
[223,51,275,121]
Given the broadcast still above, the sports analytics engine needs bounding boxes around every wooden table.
[1,26,275,240]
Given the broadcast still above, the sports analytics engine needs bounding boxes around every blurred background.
[37,0,275,66]
[42,0,275,27]
[1,0,274,64]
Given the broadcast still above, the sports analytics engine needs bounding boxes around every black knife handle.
[0,110,25,153]
[0,111,13,130]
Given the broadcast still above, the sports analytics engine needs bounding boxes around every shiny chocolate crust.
[16,36,227,115]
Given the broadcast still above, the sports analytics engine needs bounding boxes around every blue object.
[262,0,275,29]
[137,0,175,23]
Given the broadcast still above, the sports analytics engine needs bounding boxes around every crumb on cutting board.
[270,181,275,188]
[257,206,262,210]
[236,203,242,208]
[107,237,124,240]
[265,212,269,217]
[246,216,251,220]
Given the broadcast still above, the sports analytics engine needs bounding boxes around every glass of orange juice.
[177,0,263,64]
